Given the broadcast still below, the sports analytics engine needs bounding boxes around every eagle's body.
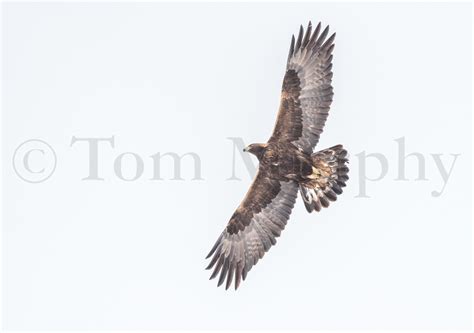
[206,22,349,290]
[248,142,313,182]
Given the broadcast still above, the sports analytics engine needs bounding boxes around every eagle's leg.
[299,145,349,213]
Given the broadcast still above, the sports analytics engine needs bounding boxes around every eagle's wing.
[206,171,298,290]
[269,22,335,153]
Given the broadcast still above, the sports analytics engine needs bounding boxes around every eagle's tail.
[299,145,349,213]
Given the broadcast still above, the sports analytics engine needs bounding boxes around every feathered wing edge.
[272,21,336,153]
[205,178,298,290]
[287,21,335,68]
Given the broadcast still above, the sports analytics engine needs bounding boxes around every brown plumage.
[206,21,349,290]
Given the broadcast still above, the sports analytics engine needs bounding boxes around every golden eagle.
[206,22,349,290]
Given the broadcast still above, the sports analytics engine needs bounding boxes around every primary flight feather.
[206,21,349,290]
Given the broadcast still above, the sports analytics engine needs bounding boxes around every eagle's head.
[243,143,267,160]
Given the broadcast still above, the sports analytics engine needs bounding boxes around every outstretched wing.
[269,22,335,153]
[205,171,298,290]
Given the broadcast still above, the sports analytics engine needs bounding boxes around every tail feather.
[299,145,348,213]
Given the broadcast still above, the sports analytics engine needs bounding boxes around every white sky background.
[2,2,472,330]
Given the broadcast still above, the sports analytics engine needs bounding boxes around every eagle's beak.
[243,146,249,152]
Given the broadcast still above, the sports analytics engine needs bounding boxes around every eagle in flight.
[206,22,349,290]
